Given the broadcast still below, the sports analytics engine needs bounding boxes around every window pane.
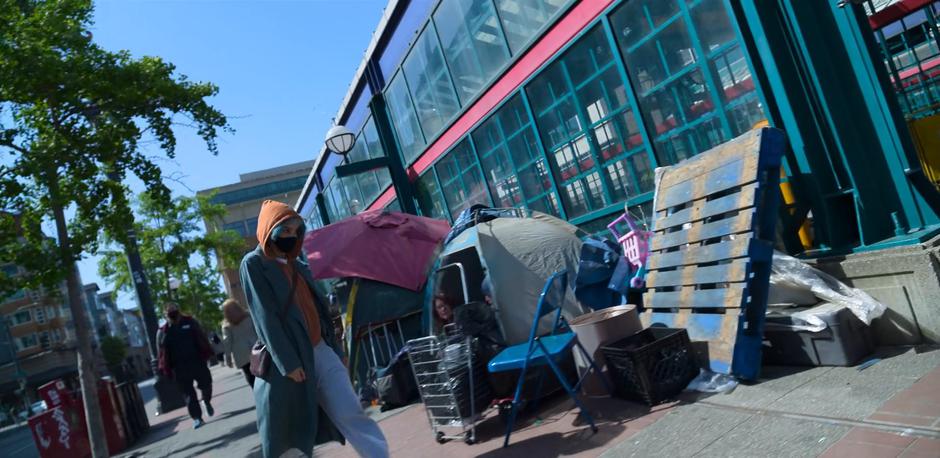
[347,134,369,163]
[495,0,568,54]
[416,172,449,220]
[577,67,629,124]
[362,117,385,158]
[386,74,425,163]
[526,62,568,114]
[435,140,492,219]
[559,171,606,218]
[610,0,680,49]
[342,176,364,215]
[622,20,697,93]
[518,159,553,197]
[480,145,523,207]
[527,193,561,217]
[726,97,766,137]
[358,172,381,206]
[434,0,511,104]
[403,22,462,141]
[507,128,541,167]
[496,94,529,135]
[690,0,736,53]
[711,46,757,104]
[564,27,615,86]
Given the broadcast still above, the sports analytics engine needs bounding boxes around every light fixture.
[325,125,355,155]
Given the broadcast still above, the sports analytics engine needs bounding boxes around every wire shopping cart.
[607,212,652,289]
[408,325,491,445]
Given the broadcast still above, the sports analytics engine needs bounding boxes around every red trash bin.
[96,379,128,455]
[28,406,91,458]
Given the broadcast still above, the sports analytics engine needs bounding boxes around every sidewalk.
[122,346,940,457]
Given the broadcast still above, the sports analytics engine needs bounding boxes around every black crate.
[599,327,699,405]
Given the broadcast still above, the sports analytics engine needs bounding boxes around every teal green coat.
[240,247,345,458]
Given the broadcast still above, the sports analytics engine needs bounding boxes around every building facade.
[0,266,82,405]
[295,0,940,341]
[198,160,315,306]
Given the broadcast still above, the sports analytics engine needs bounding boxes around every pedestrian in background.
[221,298,258,388]
[156,303,215,429]
[240,200,388,458]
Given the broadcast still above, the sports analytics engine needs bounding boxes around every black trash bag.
[453,301,505,351]
[575,237,625,310]
[376,347,419,411]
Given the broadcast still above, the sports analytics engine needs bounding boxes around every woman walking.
[220,299,258,388]
[240,200,388,458]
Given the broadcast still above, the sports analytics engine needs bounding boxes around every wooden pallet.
[641,128,786,380]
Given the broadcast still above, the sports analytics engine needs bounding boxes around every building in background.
[82,283,107,343]
[295,0,940,344]
[198,160,314,307]
[121,309,151,380]
[0,265,83,409]
[97,290,127,338]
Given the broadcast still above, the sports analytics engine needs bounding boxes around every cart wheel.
[435,431,446,444]
[464,432,476,445]
[591,425,599,434]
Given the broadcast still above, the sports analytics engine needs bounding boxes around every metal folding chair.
[486,270,610,447]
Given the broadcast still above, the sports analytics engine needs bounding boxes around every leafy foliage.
[98,192,245,330]
[100,334,127,369]
[0,0,232,297]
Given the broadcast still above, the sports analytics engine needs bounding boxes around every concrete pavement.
[113,345,940,457]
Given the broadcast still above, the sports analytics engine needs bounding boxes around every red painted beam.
[368,0,615,211]
[868,0,933,30]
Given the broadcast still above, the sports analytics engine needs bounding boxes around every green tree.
[100,335,127,372]
[0,2,230,455]
[98,192,245,330]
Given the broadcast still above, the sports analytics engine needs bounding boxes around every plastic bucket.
[569,304,642,396]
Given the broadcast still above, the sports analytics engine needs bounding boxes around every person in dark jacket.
[156,303,214,429]
[240,200,388,458]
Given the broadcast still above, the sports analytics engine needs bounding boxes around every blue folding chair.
[486,270,610,447]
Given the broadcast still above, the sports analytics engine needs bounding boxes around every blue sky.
[81,0,388,307]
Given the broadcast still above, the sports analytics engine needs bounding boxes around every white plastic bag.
[769,252,886,325]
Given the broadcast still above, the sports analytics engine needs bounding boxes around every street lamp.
[325,125,355,156]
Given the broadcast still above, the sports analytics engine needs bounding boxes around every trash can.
[569,304,642,396]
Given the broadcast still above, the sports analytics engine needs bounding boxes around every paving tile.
[898,450,939,458]
[842,427,916,448]
[880,399,940,417]
[869,412,937,427]
[819,441,903,458]
[906,437,940,455]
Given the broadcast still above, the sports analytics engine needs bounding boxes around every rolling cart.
[408,325,491,445]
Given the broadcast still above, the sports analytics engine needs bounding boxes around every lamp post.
[329,96,417,216]
[83,100,184,415]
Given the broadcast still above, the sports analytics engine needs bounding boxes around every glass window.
[246,217,259,237]
[495,0,569,54]
[362,117,385,159]
[385,198,401,212]
[385,74,425,164]
[527,25,657,217]
[403,22,462,142]
[416,171,449,220]
[223,221,247,237]
[13,309,31,325]
[435,140,492,219]
[342,176,364,215]
[16,333,38,351]
[690,0,736,53]
[40,331,50,350]
[434,0,511,104]
[611,0,764,164]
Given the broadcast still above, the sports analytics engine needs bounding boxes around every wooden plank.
[646,259,750,288]
[647,237,752,270]
[640,310,738,375]
[651,212,754,251]
[643,284,747,310]
[654,184,759,232]
[657,129,764,190]
[656,155,760,212]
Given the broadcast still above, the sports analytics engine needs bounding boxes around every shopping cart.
[408,325,491,445]
[607,211,651,288]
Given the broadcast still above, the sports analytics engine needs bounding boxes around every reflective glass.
[385,74,425,163]
[403,22,462,141]
[434,0,511,104]
[416,172,449,220]
[690,0,736,53]
[494,0,568,54]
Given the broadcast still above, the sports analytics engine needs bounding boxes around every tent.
[426,211,589,346]
[331,278,425,389]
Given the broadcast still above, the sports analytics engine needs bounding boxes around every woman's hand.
[286,368,306,383]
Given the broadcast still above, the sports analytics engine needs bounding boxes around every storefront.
[297,0,940,256]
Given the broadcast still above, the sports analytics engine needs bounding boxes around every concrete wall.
[813,235,940,345]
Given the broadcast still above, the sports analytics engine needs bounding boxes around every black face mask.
[167,310,180,321]
[273,236,298,254]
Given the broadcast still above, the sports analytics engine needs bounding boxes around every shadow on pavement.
[181,421,259,458]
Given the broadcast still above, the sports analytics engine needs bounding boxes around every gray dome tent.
[428,211,589,345]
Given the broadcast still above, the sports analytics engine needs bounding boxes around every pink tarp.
[302,210,450,291]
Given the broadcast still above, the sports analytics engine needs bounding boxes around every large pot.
[569,304,642,396]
